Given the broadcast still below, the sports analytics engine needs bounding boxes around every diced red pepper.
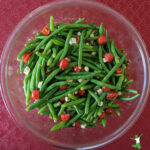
[97,35,107,45]
[59,58,69,69]
[32,90,40,100]
[61,113,70,122]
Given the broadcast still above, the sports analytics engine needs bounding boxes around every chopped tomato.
[102,86,110,92]
[103,53,114,63]
[74,65,82,72]
[97,35,107,45]
[78,90,86,96]
[115,67,123,74]
[23,51,33,63]
[42,25,50,36]
[32,90,40,100]
[59,58,69,69]
[61,113,70,122]
[106,91,118,100]
[60,85,67,90]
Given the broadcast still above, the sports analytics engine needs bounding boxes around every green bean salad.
[17,17,139,131]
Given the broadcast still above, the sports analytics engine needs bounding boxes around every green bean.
[50,16,54,32]
[50,80,89,102]
[98,106,103,116]
[75,18,85,24]
[52,39,64,47]
[114,107,120,116]
[99,23,103,35]
[124,89,138,94]
[62,98,85,108]
[58,107,65,118]
[86,109,95,121]
[20,59,24,73]
[43,40,53,55]
[93,117,98,124]
[55,72,99,80]
[94,107,99,118]
[91,79,117,89]
[30,64,37,92]
[123,80,133,87]
[98,45,109,72]
[111,40,120,64]
[47,103,58,122]
[88,90,101,105]
[119,94,140,101]
[40,110,50,115]
[26,80,31,105]
[47,56,53,66]
[35,36,47,40]
[60,29,73,60]
[51,121,66,131]
[35,52,48,59]
[60,68,72,75]
[36,58,42,88]
[40,68,61,93]
[81,84,94,90]
[116,75,124,90]
[115,47,123,57]
[78,30,86,68]
[38,105,48,114]
[44,81,67,94]
[84,93,91,115]
[63,114,81,128]
[87,36,98,40]
[47,49,63,70]
[101,118,106,127]
[82,61,101,71]
[102,54,127,82]
[17,45,37,60]
[68,93,78,100]
[41,59,46,80]
[54,101,62,108]
[73,105,82,115]
[25,39,40,47]
[85,29,93,38]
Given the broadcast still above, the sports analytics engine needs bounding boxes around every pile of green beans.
[17,16,139,131]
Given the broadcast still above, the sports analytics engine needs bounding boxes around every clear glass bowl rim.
[0,0,150,149]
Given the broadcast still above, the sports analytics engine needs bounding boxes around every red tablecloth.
[0,0,150,150]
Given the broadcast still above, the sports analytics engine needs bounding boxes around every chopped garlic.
[69,37,77,45]
[90,33,94,37]
[78,79,84,83]
[38,81,43,88]
[103,58,107,63]
[91,40,94,44]
[118,92,122,96]
[84,66,89,72]
[77,32,81,36]
[97,88,103,95]
[24,66,30,75]
[91,52,97,56]
[67,79,73,82]
[86,42,90,45]
[81,124,87,129]
[65,97,70,102]
[65,57,71,62]
[98,101,103,106]
[74,91,78,95]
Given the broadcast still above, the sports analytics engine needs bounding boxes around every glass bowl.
[0,0,150,149]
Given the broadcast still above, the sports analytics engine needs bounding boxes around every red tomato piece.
[32,90,40,100]
[106,91,118,100]
[103,53,114,63]
[42,25,50,36]
[97,35,107,45]
[115,67,123,74]
[23,51,33,63]
[78,90,86,96]
[59,58,69,69]
[60,98,65,102]
[59,85,67,90]
[102,86,110,92]
[61,113,70,122]
[74,65,82,72]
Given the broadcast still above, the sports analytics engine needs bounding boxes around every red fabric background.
[0,0,150,150]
